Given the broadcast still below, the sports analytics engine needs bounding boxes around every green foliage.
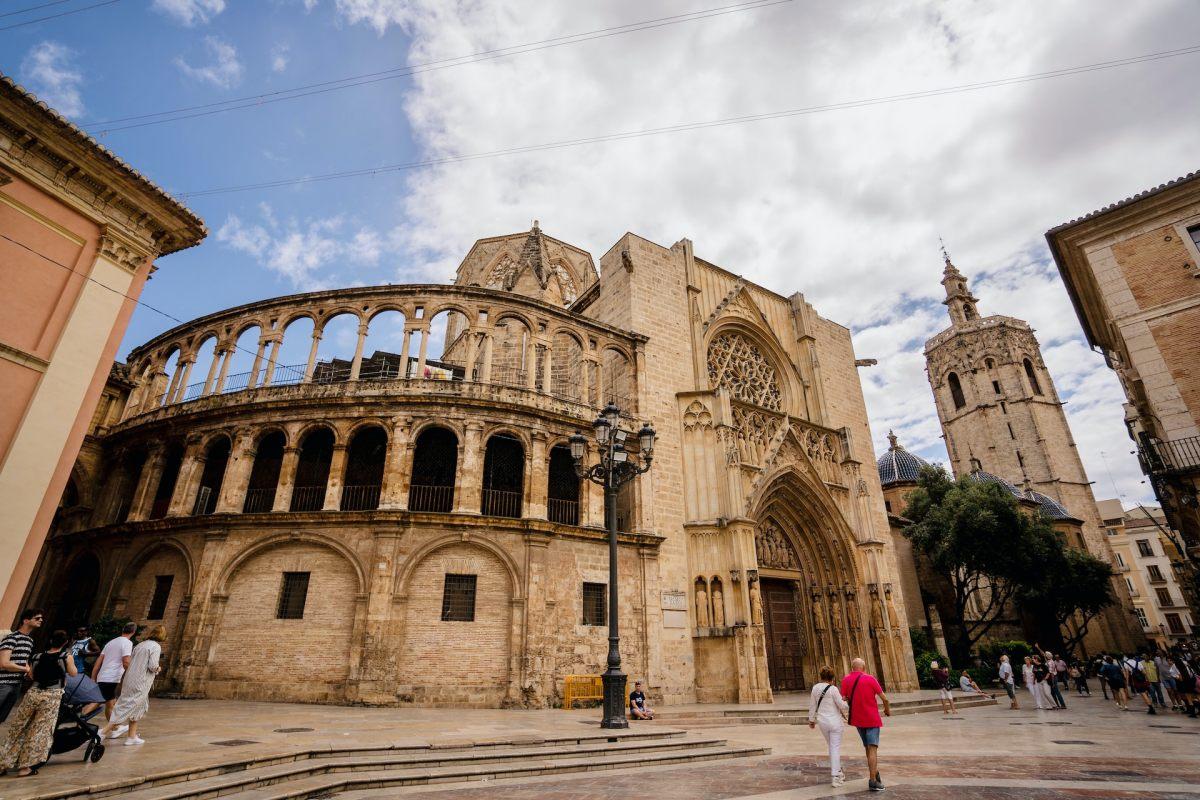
[977,640,1033,665]
[913,650,949,689]
[1017,544,1116,654]
[88,615,133,648]
[963,663,998,687]
[909,626,933,655]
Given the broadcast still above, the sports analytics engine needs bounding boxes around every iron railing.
[1141,435,1200,475]
[340,484,381,511]
[548,497,579,525]
[243,488,277,513]
[289,485,326,512]
[482,488,522,518]
[409,483,453,513]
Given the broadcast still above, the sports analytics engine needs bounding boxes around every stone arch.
[395,535,522,706]
[208,533,365,702]
[295,420,343,447]
[600,345,636,409]
[704,321,793,413]
[551,329,585,401]
[113,539,194,648]
[947,371,967,409]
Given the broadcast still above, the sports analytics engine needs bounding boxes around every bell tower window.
[948,372,966,410]
[1023,359,1043,396]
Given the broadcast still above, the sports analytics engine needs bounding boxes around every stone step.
[32,729,691,800]
[656,695,996,724]
[228,743,768,800]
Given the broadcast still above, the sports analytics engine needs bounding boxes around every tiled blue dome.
[877,431,929,486]
[1024,489,1073,520]
[965,469,1024,498]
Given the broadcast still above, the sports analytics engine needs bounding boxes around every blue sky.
[5,0,1199,506]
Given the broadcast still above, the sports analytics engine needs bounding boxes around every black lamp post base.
[600,669,629,729]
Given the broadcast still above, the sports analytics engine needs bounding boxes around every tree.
[902,466,1044,661]
[1018,542,1116,656]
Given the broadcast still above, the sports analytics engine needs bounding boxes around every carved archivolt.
[707,332,782,411]
[754,521,799,570]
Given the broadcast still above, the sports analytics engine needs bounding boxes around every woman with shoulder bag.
[1,629,77,777]
[100,625,165,746]
[808,665,849,788]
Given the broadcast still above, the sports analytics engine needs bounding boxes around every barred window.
[276,572,311,619]
[147,575,174,620]
[582,583,606,626]
[441,574,477,622]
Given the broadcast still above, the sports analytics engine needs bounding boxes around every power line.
[85,0,793,134]
[1,0,78,20]
[0,0,122,31]
[179,41,1200,199]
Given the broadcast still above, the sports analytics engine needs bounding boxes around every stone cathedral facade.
[923,253,1142,653]
[24,225,917,707]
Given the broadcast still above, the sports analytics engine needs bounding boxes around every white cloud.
[216,206,386,289]
[373,0,1199,504]
[152,0,226,26]
[19,41,84,118]
[176,36,243,88]
[271,44,290,73]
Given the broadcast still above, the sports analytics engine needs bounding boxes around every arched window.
[290,428,334,512]
[113,449,148,523]
[194,437,231,515]
[482,433,524,518]
[149,442,185,519]
[948,372,966,410]
[1023,358,1043,396]
[707,332,781,411]
[244,431,286,512]
[409,426,457,512]
[547,444,579,525]
[963,304,975,320]
[341,426,387,510]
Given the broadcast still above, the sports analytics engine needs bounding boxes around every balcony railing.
[290,485,326,513]
[1140,434,1200,476]
[243,488,277,513]
[482,488,522,518]
[548,497,579,525]
[340,484,381,511]
[409,483,453,513]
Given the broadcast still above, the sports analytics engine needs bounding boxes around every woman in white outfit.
[1022,656,1045,709]
[807,665,849,788]
[99,625,164,746]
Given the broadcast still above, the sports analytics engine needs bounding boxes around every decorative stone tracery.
[707,332,782,411]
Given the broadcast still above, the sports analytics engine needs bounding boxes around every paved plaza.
[2,688,1198,799]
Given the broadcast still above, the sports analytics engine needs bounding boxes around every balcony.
[1140,434,1200,476]
[482,488,522,518]
[548,498,579,525]
[340,484,381,512]
[409,484,453,513]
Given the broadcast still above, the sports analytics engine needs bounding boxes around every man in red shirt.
[840,657,892,792]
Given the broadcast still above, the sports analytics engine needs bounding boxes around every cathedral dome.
[877,431,928,486]
[965,469,1024,498]
[1024,489,1073,520]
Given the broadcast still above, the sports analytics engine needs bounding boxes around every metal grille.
[548,498,578,525]
[147,575,174,620]
[243,488,276,513]
[582,582,606,626]
[277,572,311,619]
[290,485,325,512]
[440,574,476,622]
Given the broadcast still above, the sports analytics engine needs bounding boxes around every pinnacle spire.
[938,239,979,325]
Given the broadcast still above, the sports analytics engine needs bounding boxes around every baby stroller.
[49,674,106,764]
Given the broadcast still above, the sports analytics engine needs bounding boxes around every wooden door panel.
[762,579,805,691]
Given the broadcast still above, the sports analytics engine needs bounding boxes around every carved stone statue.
[749,580,764,625]
[754,522,798,570]
[695,583,710,628]
[811,590,825,631]
[844,590,860,631]
[711,583,725,627]
[884,587,901,629]
[827,589,843,631]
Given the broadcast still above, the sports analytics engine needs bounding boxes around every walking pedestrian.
[0,609,43,723]
[1100,655,1129,710]
[100,626,164,746]
[1095,654,1110,700]
[930,660,957,715]
[1128,657,1157,715]
[1141,653,1166,709]
[69,626,99,676]
[1023,656,1046,709]
[1056,655,1069,689]
[0,629,77,777]
[808,665,849,788]
[1157,652,1180,710]
[1069,662,1090,696]
[998,654,1019,709]
[92,622,136,724]
[1042,651,1067,709]
[1032,655,1056,710]
[841,658,891,792]
[1173,654,1198,718]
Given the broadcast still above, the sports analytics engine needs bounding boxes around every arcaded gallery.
[25,224,918,707]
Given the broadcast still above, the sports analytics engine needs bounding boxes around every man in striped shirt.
[0,608,43,722]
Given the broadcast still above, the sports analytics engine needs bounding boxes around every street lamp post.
[570,403,656,729]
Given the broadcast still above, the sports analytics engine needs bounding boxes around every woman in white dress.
[100,625,164,746]
[807,665,849,788]
[1022,656,1045,709]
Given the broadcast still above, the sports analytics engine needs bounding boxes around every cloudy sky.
[5,0,1198,507]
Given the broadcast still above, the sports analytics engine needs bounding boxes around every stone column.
[463,332,479,382]
[528,431,548,520]
[525,338,537,390]
[176,530,229,696]
[349,320,369,380]
[215,430,255,513]
[172,356,196,403]
[214,343,234,393]
[261,338,283,386]
[541,344,552,394]
[580,356,591,407]
[378,418,411,510]
[202,349,223,395]
[246,339,268,390]
[304,331,322,382]
[163,362,184,405]
[399,329,413,377]
[480,334,494,382]
[272,446,301,512]
[323,444,348,511]
[416,325,430,376]
[126,444,166,521]
[167,436,205,516]
[454,422,484,513]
